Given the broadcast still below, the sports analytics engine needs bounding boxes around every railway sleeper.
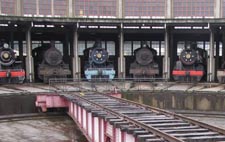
[132,130,149,136]
[147,122,190,127]
[124,127,143,133]
[131,115,172,120]
[113,121,130,128]
[157,125,200,130]
[163,128,209,133]
[171,131,219,137]
[119,110,150,114]
[145,138,167,142]
[139,119,183,124]
[137,134,165,142]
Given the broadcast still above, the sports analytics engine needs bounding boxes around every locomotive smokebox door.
[129,42,159,78]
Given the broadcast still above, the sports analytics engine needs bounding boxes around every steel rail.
[108,95,225,135]
[67,92,184,142]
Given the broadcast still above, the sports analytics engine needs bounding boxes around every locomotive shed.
[1,16,225,82]
[1,0,225,141]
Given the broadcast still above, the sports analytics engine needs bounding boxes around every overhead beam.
[2,16,225,25]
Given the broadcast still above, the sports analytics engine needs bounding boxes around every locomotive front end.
[172,42,206,82]
[84,41,115,81]
[0,42,25,83]
[37,43,71,83]
[129,43,159,79]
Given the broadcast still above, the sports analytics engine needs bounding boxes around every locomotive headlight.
[3,43,9,49]
[186,54,191,59]
[3,52,10,59]
[96,53,102,58]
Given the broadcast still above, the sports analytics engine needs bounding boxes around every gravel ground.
[0,116,86,142]
[189,116,225,129]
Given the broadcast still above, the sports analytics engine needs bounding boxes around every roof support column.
[25,24,34,82]
[215,0,221,18]
[72,25,80,79]
[51,0,54,16]
[36,0,39,16]
[118,23,125,78]
[208,27,215,82]
[117,0,123,18]
[68,0,73,17]
[215,31,220,81]
[16,0,22,16]
[163,25,170,80]
[166,0,173,18]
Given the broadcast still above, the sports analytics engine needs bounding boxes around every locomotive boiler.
[84,40,115,80]
[129,43,159,78]
[0,41,25,83]
[172,42,207,82]
[32,42,71,83]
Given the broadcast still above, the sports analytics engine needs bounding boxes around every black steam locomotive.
[172,42,207,82]
[32,42,71,83]
[129,43,159,78]
[0,41,25,83]
[84,40,115,80]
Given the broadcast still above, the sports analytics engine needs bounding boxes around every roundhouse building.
[0,0,224,82]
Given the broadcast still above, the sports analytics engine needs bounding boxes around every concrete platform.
[187,85,205,92]
[0,82,224,96]
[9,85,49,93]
[199,84,225,92]
[167,84,192,91]
[129,82,154,91]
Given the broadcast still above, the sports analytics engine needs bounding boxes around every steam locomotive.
[0,41,25,83]
[129,43,159,78]
[84,40,115,80]
[172,42,207,82]
[32,42,71,83]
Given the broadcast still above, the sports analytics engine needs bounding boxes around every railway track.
[61,92,225,142]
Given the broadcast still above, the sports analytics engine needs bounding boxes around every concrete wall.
[0,94,37,115]
[123,92,225,111]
